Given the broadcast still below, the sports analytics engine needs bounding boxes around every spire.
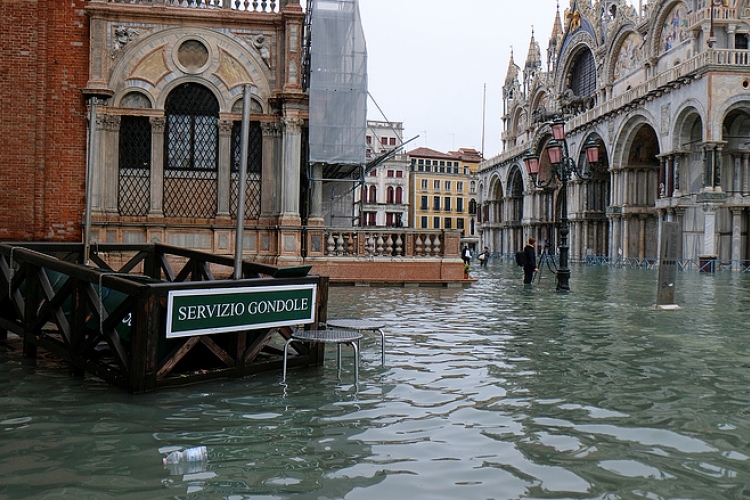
[550,3,563,44]
[524,27,542,75]
[504,47,519,88]
[503,46,521,101]
[548,3,564,73]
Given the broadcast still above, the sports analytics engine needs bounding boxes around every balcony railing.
[106,0,280,12]
[321,229,456,258]
[687,5,737,28]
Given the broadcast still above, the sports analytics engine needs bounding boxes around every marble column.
[260,122,282,220]
[702,204,718,257]
[279,117,303,224]
[217,119,233,218]
[103,115,121,215]
[731,208,743,270]
[149,116,165,217]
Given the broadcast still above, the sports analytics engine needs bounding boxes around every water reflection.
[1,262,750,498]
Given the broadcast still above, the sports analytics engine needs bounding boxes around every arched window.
[469,198,477,215]
[230,121,263,220]
[164,83,219,218]
[570,49,596,98]
[118,116,151,216]
[368,185,377,204]
[395,187,403,204]
[387,186,395,204]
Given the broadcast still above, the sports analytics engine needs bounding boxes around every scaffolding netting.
[308,0,367,177]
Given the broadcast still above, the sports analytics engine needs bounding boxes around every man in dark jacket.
[523,237,539,284]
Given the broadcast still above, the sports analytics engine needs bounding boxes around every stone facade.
[480,0,750,269]
[1,0,308,266]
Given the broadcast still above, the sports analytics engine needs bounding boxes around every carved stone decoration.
[113,26,140,58]
[177,40,209,71]
[253,35,271,67]
[661,103,671,136]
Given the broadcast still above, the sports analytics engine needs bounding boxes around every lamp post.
[523,117,601,292]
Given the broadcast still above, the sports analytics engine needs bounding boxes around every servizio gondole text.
[166,284,317,338]
[177,297,310,321]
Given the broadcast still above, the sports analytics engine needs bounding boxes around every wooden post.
[22,264,39,359]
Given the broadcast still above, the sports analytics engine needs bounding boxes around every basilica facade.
[479,0,750,269]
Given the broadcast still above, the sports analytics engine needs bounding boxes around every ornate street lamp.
[523,117,601,292]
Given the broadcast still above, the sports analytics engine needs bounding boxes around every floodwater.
[2,262,750,499]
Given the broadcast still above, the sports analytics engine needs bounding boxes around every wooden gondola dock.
[0,243,328,393]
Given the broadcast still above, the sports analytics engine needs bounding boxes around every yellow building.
[408,147,482,250]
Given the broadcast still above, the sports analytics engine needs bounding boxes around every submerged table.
[282,329,363,385]
[326,319,386,366]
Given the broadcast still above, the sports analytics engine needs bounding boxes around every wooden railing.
[0,243,326,392]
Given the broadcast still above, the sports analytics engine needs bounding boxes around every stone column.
[656,210,664,263]
[90,113,107,214]
[622,215,630,260]
[612,214,622,262]
[702,204,718,257]
[279,117,303,225]
[103,115,121,215]
[308,162,324,226]
[731,208,743,271]
[733,154,742,196]
[639,215,646,260]
[149,116,165,217]
[260,121,282,220]
[217,119,233,219]
[743,154,750,196]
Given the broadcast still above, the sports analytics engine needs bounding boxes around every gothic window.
[570,49,596,98]
[164,83,219,218]
[230,121,262,220]
[118,116,151,216]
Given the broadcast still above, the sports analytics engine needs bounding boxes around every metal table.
[282,329,363,385]
[326,319,386,366]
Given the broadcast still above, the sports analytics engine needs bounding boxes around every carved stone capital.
[150,116,166,133]
[218,119,234,135]
[261,121,283,137]
[282,117,304,133]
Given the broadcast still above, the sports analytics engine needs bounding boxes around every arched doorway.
[617,123,661,260]
[508,166,525,253]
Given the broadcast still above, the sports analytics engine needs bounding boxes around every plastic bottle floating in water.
[163,446,207,466]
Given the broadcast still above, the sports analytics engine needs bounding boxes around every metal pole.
[557,168,571,293]
[234,85,253,280]
[83,97,98,266]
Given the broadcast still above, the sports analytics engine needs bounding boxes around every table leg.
[377,328,385,366]
[337,343,342,372]
[282,338,295,383]
[350,341,359,385]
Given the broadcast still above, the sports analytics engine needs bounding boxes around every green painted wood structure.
[0,243,328,393]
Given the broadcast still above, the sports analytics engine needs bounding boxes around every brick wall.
[0,1,89,241]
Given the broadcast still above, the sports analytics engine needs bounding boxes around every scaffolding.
[308,0,367,179]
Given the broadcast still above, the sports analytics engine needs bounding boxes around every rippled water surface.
[2,262,750,499]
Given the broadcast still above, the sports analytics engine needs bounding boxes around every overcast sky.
[357,0,559,159]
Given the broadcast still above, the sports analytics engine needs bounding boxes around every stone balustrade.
[321,229,454,258]
[687,5,737,28]
[106,0,280,12]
